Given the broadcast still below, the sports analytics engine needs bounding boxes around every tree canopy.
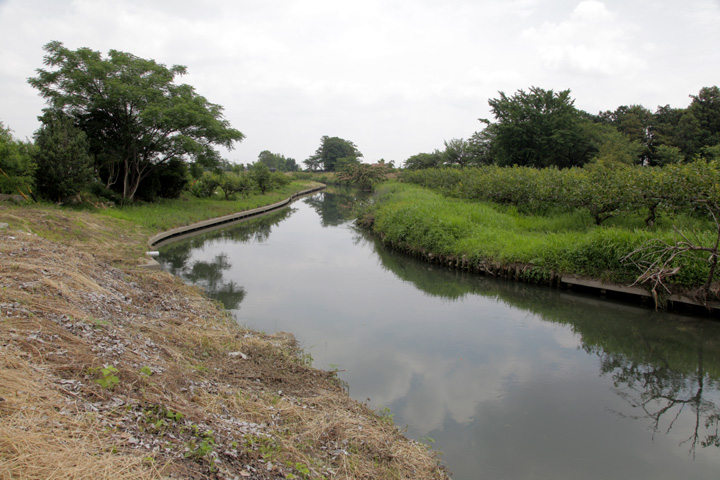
[33,110,94,201]
[483,87,594,168]
[304,136,362,172]
[28,41,244,201]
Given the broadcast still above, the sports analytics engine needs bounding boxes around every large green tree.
[484,87,594,168]
[33,110,95,201]
[304,136,362,172]
[28,41,244,201]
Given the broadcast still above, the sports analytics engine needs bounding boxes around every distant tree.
[403,151,443,170]
[250,161,271,193]
[306,136,362,171]
[303,155,322,171]
[32,110,95,201]
[442,138,475,167]
[0,122,36,196]
[486,87,594,168]
[257,150,299,172]
[688,86,720,150]
[28,41,244,202]
[335,156,360,172]
[285,157,299,172]
[598,105,653,162]
[218,171,253,200]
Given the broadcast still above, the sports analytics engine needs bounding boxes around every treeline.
[401,160,720,227]
[0,42,299,205]
[405,86,720,170]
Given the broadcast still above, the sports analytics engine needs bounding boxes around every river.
[157,189,720,480]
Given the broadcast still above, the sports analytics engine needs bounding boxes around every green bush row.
[364,182,713,289]
[400,160,720,226]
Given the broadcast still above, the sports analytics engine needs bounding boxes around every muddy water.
[158,190,720,480]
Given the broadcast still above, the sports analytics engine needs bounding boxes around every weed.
[89,365,119,390]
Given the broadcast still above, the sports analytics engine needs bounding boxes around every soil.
[0,204,448,479]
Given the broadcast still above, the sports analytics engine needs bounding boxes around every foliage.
[304,135,362,171]
[363,182,718,291]
[28,41,244,202]
[191,171,223,198]
[400,160,720,227]
[217,171,253,200]
[89,365,120,390]
[336,162,390,191]
[250,161,272,193]
[0,121,36,196]
[32,110,95,202]
[258,150,299,171]
[144,157,190,200]
[403,151,443,170]
[483,86,595,168]
[442,138,475,167]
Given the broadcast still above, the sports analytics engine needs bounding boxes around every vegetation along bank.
[0,185,448,480]
[358,166,720,313]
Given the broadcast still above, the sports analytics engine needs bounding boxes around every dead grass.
[0,204,448,479]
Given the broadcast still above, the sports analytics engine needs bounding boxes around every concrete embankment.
[379,239,720,315]
[147,185,325,249]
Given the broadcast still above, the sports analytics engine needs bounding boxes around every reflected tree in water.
[592,338,720,457]
[304,188,368,227]
[157,208,293,309]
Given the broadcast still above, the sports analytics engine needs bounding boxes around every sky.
[1,0,719,166]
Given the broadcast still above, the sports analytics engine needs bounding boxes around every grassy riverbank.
[360,182,719,303]
[0,184,447,479]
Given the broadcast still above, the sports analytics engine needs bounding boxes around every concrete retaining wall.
[147,185,326,249]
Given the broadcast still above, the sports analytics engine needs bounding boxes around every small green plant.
[139,366,153,376]
[89,365,120,390]
[377,406,395,425]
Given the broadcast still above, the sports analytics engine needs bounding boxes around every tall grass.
[366,182,712,287]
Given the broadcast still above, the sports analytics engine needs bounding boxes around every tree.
[32,110,95,201]
[688,86,720,148]
[305,136,362,172]
[28,41,244,202]
[486,87,594,168]
[218,171,253,200]
[442,138,474,167]
[250,161,271,193]
[598,105,653,162]
[403,151,443,170]
[336,162,390,191]
[257,150,299,172]
[0,122,36,197]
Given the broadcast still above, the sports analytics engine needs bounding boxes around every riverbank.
[0,189,447,479]
[360,182,720,313]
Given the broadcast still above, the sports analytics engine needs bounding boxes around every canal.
[157,189,720,480]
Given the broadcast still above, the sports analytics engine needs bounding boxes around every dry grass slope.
[0,205,447,480]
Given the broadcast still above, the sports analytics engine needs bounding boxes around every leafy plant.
[89,365,120,390]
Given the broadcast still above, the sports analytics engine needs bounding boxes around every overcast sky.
[1,0,719,165]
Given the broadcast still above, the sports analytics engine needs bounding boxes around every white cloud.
[522,1,650,76]
[1,0,719,162]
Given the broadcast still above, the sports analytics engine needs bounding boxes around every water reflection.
[371,236,720,460]
[158,208,293,309]
[158,191,720,480]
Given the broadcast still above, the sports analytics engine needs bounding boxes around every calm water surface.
[158,190,720,480]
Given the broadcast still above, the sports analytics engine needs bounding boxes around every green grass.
[366,182,715,287]
[95,181,316,232]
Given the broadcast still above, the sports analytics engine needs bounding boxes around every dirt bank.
[0,205,447,479]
